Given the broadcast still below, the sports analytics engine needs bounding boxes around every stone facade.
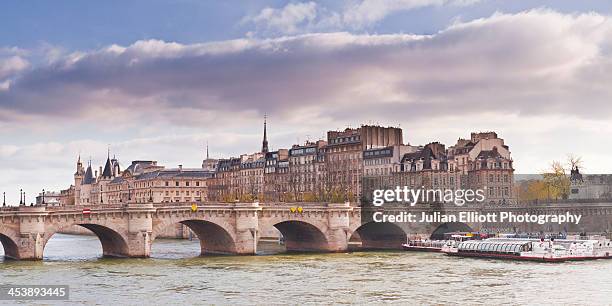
[69,158,214,207]
[363,132,516,205]
[570,169,612,200]
[61,121,515,208]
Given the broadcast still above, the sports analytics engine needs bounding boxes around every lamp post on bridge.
[19,188,23,205]
[2,191,5,207]
[42,189,45,206]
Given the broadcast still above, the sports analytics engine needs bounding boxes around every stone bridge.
[1,201,611,260]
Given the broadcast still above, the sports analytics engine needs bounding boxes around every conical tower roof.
[83,164,95,184]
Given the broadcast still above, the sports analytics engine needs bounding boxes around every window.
[186,181,190,187]
[196,182,200,187]
[175,181,179,187]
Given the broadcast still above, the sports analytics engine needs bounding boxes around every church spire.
[102,146,113,178]
[261,115,269,153]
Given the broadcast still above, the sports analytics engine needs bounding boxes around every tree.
[567,154,584,170]
[541,160,570,200]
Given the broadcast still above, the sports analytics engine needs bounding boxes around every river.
[1,234,611,305]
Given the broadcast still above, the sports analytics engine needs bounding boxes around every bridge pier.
[234,202,261,255]
[16,206,47,260]
[326,203,351,252]
[125,204,156,258]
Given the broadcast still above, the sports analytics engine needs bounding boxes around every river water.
[1,234,611,305]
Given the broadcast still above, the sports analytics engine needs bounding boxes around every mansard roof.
[110,176,125,184]
[134,169,215,180]
[124,160,157,175]
[476,149,503,160]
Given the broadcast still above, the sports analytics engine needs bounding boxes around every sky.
[2,0,612,204]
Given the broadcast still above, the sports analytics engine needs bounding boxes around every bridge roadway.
[0,201,611,260]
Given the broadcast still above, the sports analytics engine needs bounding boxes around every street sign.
[191,203,198,212]
[82,208,91,215]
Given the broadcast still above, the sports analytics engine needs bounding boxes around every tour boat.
[402,240,447,252]
[441,237,612,262]
[403,233,477,252]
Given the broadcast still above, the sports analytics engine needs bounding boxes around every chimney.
[95,170,98,177]
[178,164,183,172]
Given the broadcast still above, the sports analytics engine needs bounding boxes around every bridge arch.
[0,225,20,260]
[348,222,407,250]
[44,223,130,258]
[271,220,330,252]
[430,222,473,240]
[152,218,237,255]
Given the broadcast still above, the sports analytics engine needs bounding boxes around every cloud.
[2,9,612,127]
[244,2,319,34]
[0,55,29,80]
[243,0,482,34]
[342,0,482,29]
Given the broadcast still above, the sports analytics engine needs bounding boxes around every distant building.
[60,119,515,206]
[363,132,516,205]
[326,125,404,202]
[287,140,327,201]
[570,168,612,200]
[35,191,62,206]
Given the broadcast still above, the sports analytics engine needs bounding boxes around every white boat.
[403,234,476,252]
[442,236,612,262]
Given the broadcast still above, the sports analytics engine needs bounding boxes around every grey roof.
[82,165,95,185]
[110,176,125,184]
[125,161,156,175]
[134,169,215,180]
[102,157,113,178]
[476,149,502,160]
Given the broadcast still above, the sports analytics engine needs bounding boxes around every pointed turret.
[83,161,95,184]
[102,149,113,178]
[261,115,269,153]
[75,154,84,175]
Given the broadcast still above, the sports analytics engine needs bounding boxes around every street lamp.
[2,191,5,207]
[42,189,45,206]
[19,188,23,205]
